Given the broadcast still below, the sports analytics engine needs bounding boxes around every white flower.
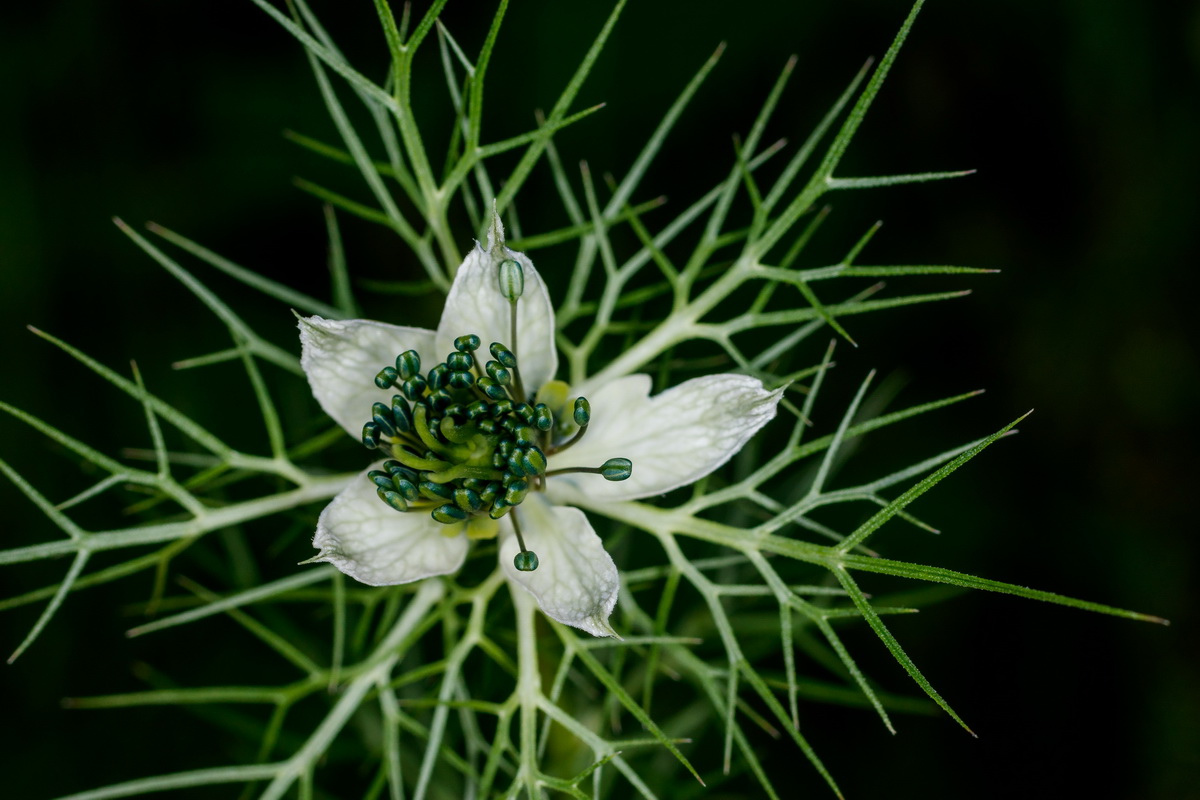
[299,210,781,637]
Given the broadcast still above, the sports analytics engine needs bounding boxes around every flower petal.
[436,222,557,394]
[311,463,468,586]
[499,494,619,637]
[299,315,437,438]
[547,373,782,503]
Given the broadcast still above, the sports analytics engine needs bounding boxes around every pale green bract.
[300,210,782,636]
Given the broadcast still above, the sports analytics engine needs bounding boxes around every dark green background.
[1,1,1196,798]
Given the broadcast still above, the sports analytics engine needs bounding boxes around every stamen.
[510,509,539,572]
[359,333,630,573]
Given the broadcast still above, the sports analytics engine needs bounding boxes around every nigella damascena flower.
[298,209,781,636]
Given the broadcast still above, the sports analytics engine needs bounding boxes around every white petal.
[437,242,557,395]
[499,495,619,637]
[311,463,468,586]
[299,315,437,438]
[547,374,783,503]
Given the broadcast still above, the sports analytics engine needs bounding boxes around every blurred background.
[1,1,1196,797]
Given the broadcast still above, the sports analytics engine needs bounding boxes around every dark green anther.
[506,450,526,477]
[498,258,524,302]
[377,488,408,512]
[448,371,475,390]
[478,418,498,434]
[521,446,547,476]
[533,403,553,431]
[383,460,416,481]
[485,361,511,385]
[368,470,394,491]
[401,376,427,401]
[480,482,500,503]
[396,350,422,380]
[500,417,518,433]
[489,498,512,519]
[428,390,453,412]
[501,472,520,488]
[514,403,534,423]
[446,351,474,371]
[454,334,481,352]
[432,504,468,524]
[600,457,633,481]
[391,396,413,433]
[394,477,420,502]
[466,400,491,420]
[574,397,591,426]
[492,451,507,469]
[513,550,539,572]
[375,366,399,389]
[477,377,508,400]
[489,342,518,368]
[463,478,486,492]
[419,481,455,501]
[505,479,530,505]
[362,421,381,449]
[427,364,449,390]
[515,425,537,447]
[497,440,515,457]
[491,399,514,417]
[454,488,483,513]
[443,403,465,420]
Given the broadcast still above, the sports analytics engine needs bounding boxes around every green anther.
[485,361,511,385]
[428,390,453,412]
[521,446,547,476]
[574,397,591,426]
[498,258,524,302]
[375,366,399,389]
[394,477,420,502]
[498,440,515,457]
[454,488,483,513]
[501,472,520,487]
[489,498,512,519]
[391,396,413,433]
[466,400,491,420]
[377,487,408,512]
[491,399,514,416]
[506,451,526,477]
[427,364,449,390]
[362,421,381,449]
[401,376,427,401]
[396,350,422,380]
[478,418,498,434]
[463,478,486,492]
[448,371,475,390]
[368,470,393,490]
[480,482,500,503]
[600,457,633,481]
[384,460,418,481]
[514,403,534,423]
[477,377,507,400]
[533,403,553,431]
[419,481,455,501]
[489,342,518,368]
[505,479,530,505]
[446,351,474,371]
[515,426,537,447]
[500,417,518,433]
[432,504,468,524]
[513,550,539,572]
[454,334,481,352]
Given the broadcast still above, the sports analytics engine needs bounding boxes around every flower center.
[359,333,631,571]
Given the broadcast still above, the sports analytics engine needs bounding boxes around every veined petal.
[547,374,782,503]
[311,463,468,586]
[299,315,436,438]
[499,495,619,637]
[437,228,557,393]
